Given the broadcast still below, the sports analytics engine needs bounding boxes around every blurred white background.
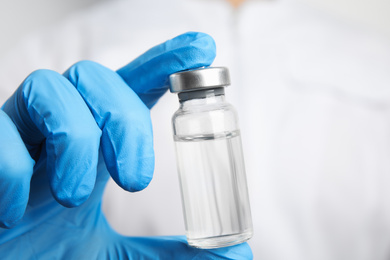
[0,0,105,56]
[0,0,389,58]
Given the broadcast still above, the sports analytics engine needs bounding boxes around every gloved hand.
[0,32,253,259]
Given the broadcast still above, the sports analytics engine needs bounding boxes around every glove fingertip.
[187,31,217,60]
[127,155,155,192]
[166,31,217,70]
[108,153,155,193]
[49,164,97,208]
[52,186,90,208]
[0,219,18,229]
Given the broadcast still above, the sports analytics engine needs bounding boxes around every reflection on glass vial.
[170,67,253,249]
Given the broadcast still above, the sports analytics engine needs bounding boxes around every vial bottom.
[188,229,253,249]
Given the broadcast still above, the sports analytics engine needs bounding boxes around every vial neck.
[178,87,226,106]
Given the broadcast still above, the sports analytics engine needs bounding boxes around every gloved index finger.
[117,32,216,108]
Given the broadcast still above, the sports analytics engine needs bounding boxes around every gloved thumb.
[117,31,216,108]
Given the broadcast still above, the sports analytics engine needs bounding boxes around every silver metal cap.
[169,67,230,93]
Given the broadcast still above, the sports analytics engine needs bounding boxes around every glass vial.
[169,67,253,249]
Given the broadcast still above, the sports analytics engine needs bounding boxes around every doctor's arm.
[0,32,252,259]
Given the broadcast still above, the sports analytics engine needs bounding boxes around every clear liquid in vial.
[174,130,253,249]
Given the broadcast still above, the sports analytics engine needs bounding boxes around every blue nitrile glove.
[0,32,253,259]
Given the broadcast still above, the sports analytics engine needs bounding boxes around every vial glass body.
[172,90,253,249]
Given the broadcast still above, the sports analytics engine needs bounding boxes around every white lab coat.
[1,0,390,259]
